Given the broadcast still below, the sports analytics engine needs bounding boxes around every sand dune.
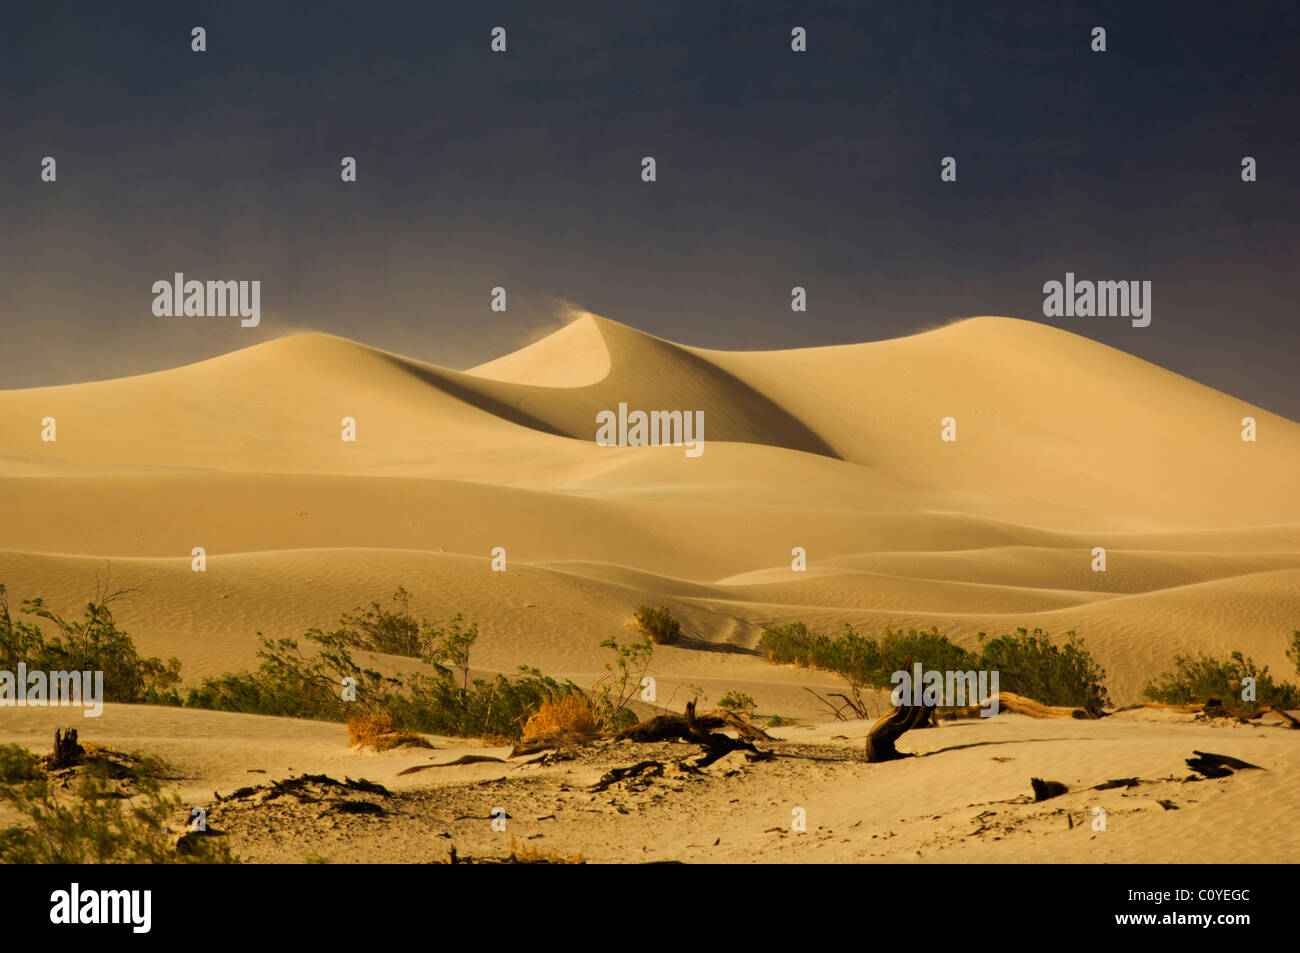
[1,312,1297,713]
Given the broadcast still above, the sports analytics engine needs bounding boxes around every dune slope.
[0,312,1297,707]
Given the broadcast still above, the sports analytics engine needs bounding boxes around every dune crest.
[0,313,1297,705]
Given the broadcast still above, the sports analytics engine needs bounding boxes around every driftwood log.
[944,691,1103,720]
[1122,701,1298,727]
[683,701,770,768]
[864,673,936,763]
[615,708,772,743]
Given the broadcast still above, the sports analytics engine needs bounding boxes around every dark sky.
[2,1,1297,418]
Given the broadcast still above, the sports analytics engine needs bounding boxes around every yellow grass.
[521,695,599,741]
[346,712,433,751]
[507,835,584,864]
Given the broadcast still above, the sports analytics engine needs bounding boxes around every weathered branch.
[864,678,935,763]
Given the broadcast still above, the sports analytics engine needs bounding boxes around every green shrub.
[184,629,396,721]
[0,744,43,784]
[1143,650,1299,708]
[631,605,681,645]
[0,583,182,705]
[759,621,1110,710]
[977,628,1110,710]
[333,586,426,656]
[717,691,757,714]
[0,754,234,864]
[759,623,977,692]
[590,633,654,731]
[185,602,584,742]
[877,627,981,682]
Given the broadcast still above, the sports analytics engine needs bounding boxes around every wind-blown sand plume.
[1,313,1298,864]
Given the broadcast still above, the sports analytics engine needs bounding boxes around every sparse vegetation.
[759,621,1110,712]
[0,744,43,784]
[0,743,234,864]
[1143,647,1300,709]
[631,604,682,645]
[346,711,433,751]
[522,694,600,740]
[184,590,586,742]
[977,628,1110,711]
[590,632,654,731]
[506,835,584,864]
[717,690,757,714]
[0,582,183,705]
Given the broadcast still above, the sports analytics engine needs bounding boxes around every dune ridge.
[0,312,1297,706]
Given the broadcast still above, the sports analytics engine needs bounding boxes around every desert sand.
[0,312,1296,862]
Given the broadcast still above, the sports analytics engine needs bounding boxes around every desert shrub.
[875,627,980,680]
[758,623,976,691]
[1143,650,1300,708]
[396,666,583,741]
[758,621,821,666]
[590,633,654,731]
[186,614,583,742]
[976,628,1110,710]
[185,629,398,721]
[631,605,681,645]
[0,754,234,864]
[0,744,43,783]
[0,583,183,705]
[334,587,425,656]
[716,691,757,714]
[522,694,599,740]
[346,711,433,751]
[506,834,584,864]
[759,621,1109,710]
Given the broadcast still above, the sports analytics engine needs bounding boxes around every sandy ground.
[2,703,1296,863]
[1,312,1297,862]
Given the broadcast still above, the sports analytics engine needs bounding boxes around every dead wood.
[1186,751,1264,778]
[509,729,590,757]
[801,685,873,721]
[615,710,730,742]
[1260,705,1300,728]
[1092,778,1140,790]
[215,773,390,803]
[864,663,935,763]
[685,701,769,768]
[1125,701,1298,727]
[333,800,386,816]
[46,727,85,769]
[718,710,774,741]
[1031,778,1069,801]
[590,760,664,792]
[946,692,1102,720]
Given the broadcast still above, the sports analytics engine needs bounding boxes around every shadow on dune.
[674,634,761,656]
